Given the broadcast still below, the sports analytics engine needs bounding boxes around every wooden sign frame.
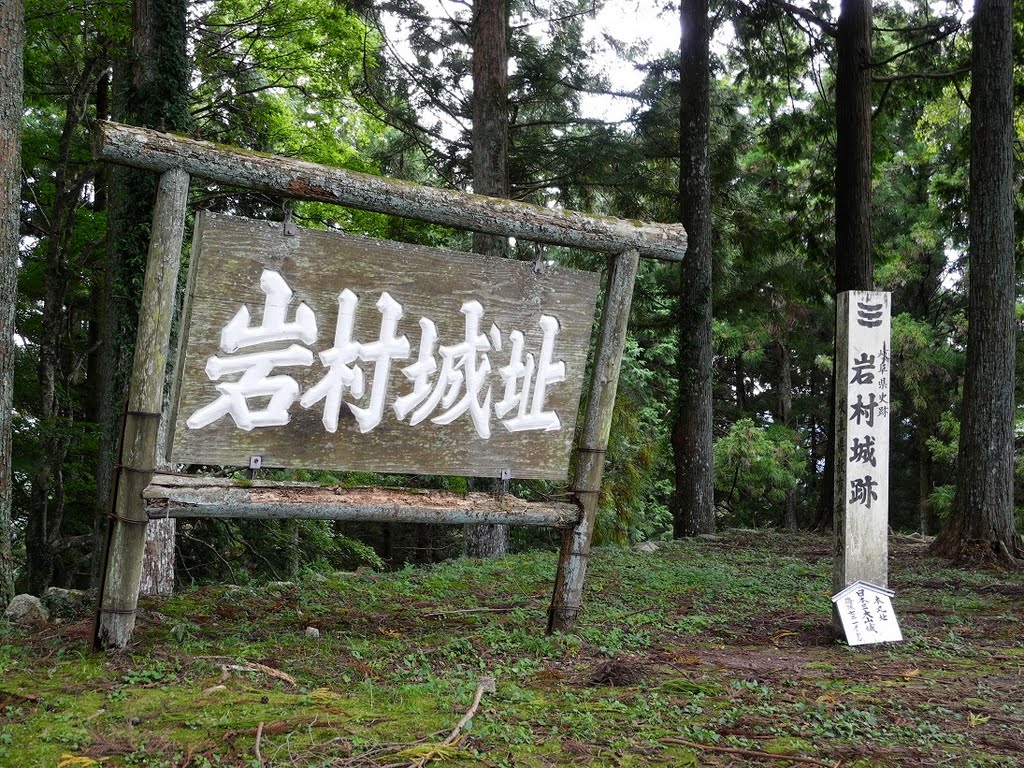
[91,121,687,649]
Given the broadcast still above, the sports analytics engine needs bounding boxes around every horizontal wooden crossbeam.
[96,121,687,262]
[144,474,581,529]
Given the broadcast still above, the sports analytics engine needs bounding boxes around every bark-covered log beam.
[144,474,580,528]
[96,121,687,262]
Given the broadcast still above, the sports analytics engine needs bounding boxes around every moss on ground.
[2,531,1023,767]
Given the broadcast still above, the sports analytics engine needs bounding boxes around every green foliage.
[356,0,623,210]
[11,0,398,592]
[190,0,399,236]
[927,410,960,467]
[12,0,115,590]
[929,484,956,522]
[176,518,384,586]
[194,0,370,150]
[595,336,673,545]
[713,419,805,528]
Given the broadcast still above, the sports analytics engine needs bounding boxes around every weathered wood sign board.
[168,213,600,480]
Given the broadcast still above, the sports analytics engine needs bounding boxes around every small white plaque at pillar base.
[831,581,903,646]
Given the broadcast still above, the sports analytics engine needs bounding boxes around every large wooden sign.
[95,122,683,649]
[168,213,600,480]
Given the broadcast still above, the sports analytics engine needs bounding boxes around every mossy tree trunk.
[0,0,24,607]
[96,0,192,592]
[933,0,1020,563]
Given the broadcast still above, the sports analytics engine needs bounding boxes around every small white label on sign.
[832,581,903,646]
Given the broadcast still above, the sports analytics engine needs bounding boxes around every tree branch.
[872,68,969,84]
[763,0,837,38]
[871,22,959,69]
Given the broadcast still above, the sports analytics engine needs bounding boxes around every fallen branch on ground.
[220,662,298,686]
[254,721,264,767]
[408,676,497,767]
[442,676,496,746]
[660,738,841,767]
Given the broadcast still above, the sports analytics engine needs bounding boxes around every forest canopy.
[1,0,1022,601]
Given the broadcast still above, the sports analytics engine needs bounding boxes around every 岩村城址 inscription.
[169,214,600,480]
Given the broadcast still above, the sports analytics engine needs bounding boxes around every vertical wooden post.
[139,518,176,597]
[140,384,176,597]
[548,249,639,633]
[94,167,190,650]
[833,291,891,625]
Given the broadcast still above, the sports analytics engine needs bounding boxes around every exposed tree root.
[660,737,841,766]
[583,656,647,687]
[929,536,1023,569]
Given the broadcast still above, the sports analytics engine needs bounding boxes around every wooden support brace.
[93,168,190,650]
[547,249,640,633]
[143,475,580,529]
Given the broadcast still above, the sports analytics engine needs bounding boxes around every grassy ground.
[2,530,1023,767]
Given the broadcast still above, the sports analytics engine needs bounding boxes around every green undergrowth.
[3,531,1023,766]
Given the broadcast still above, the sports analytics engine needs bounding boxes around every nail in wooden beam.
[93,167,190,650]
[547,249,640,633]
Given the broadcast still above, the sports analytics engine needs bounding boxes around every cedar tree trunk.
[933,0,1020,562]
[0,0,24,607]
[817,0,873,529]
[774,340,798,532]
[672,0,715,537]
[465,0,511,558]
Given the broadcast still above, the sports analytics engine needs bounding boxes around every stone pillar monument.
[833,291,891,599]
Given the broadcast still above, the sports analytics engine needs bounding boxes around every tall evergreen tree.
[356,0,613,204]
[934,0,1020,561]
[0,0,24,607]
[834,0,873,294]
[817,0,873,530]
[869,2,969,536]
[464,0,511,558]
[673,0,715,537]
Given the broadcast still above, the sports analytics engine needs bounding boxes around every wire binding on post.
[107,512,150,527]
[117,464,156,476]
